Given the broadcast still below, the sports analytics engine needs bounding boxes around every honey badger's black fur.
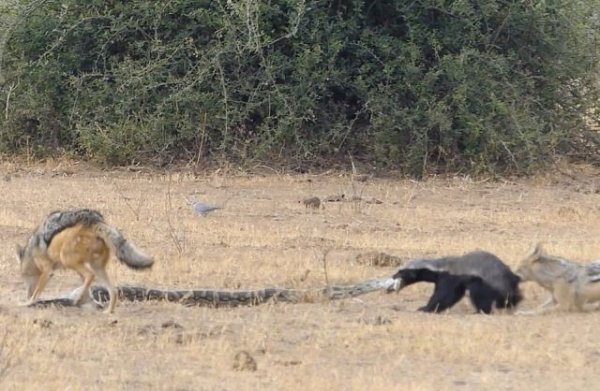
[392,251,522,314]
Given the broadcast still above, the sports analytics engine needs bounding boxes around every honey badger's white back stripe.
[398,251,519,295]
[402,259,443,272]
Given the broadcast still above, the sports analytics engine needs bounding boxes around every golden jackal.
[16,209,153,313]
[516,243,600,312]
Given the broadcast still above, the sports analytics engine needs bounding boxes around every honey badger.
[390,251,522,314]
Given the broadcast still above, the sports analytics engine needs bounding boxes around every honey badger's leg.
[419,274,467,313]
[91,267,117,313]
[495,292,522,310]
[500,275,523,310]
[85,233,115,312]
[465,278,495,314]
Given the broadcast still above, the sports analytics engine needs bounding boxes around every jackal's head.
[515,243,545,281]
[15,244,39,299]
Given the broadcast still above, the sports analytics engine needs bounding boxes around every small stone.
[161,320,183,329]
[232,350,257,372]
[301,196,321,209]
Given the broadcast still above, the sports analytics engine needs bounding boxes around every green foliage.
[1,0,599,174]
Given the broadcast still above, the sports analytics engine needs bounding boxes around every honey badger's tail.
[94,223,154,269]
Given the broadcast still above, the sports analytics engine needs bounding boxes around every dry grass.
[0,160,599,390]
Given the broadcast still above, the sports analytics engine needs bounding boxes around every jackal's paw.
[90,300,105,310]
[515,309,538,316]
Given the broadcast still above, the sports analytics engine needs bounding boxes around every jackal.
[16,209,153,313]
[516,243,600,312]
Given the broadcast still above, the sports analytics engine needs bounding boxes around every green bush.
[1,0,599,175]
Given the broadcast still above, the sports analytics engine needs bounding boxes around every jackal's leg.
[554,279,579,312]
[70,264,95,305]
[517,303,561,315]
[590,302,600,311]
[538,295,556,309]
[517,294,558,315]
[520,281,579,314]
[92,267,117,314]
[24,269,52,305]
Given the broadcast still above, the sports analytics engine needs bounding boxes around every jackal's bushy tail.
[95,223,154,269]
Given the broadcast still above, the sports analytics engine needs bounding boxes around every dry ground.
[0,161,599,390]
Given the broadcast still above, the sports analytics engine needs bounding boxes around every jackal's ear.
[527,242,544,259]
[15,245,24,263]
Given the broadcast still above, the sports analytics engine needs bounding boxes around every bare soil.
[0,160,599,390]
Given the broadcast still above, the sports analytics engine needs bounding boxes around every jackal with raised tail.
[16,209,153,313]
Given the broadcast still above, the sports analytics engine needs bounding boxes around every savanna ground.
[0,160,599,390]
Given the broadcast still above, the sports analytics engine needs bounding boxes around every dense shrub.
[1,0,599,175]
